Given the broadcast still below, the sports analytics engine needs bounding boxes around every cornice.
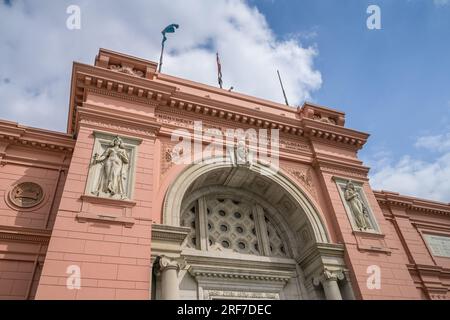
[186,255,295,283]
[0,120,75,153]
[76,103,160,139]
[313,158,370,180]
[151,224,190,244]
[68,62,178,134]
[375,191,450,217]
[68,51,370,153]
[296,242,346,267]
[0,225,51,244]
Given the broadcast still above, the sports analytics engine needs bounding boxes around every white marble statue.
[229,139,252,166]
[92,136,129,199]
[344,181,371,230]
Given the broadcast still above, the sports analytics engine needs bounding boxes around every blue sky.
[0,0,449,201]
[254,0,450,161]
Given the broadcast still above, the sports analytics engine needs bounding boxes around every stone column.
[313,268,344,300]
[159,256,180,300]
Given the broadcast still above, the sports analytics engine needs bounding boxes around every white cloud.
[434,0,449,6]
[415,133,450,152]
[0,0,322,132]
[369,134,450,202]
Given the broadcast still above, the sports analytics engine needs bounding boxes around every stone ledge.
[76,212,135,227]
[80,194,137,207]
[356,243,391,255]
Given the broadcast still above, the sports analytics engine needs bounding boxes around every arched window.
[181,194,290,258]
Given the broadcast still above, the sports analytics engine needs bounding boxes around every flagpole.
[216,52,223,89]
[158,24,179,73]
[277,69,289,106]
[158,41,165,73]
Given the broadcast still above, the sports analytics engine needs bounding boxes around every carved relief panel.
[85,132,141,200]
[334,178,380,233]
[8,182,44,208]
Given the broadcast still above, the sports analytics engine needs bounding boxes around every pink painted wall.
[35,120,155,300]
[0,121,73,299]
[1,49,449,300]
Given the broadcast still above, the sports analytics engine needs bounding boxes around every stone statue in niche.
[92,136,129,199]
[229,140,252,166]
[343,181,372,230]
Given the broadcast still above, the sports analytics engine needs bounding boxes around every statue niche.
[91,136,130,200]
[343,181,372,231]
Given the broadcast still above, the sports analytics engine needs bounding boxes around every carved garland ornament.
[109,64,144,77]
[161,142,179,176]
[285,167,317,199]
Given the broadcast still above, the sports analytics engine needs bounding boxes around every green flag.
[159,24,179,72]
[161,24,179,45]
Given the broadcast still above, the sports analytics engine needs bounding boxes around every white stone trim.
[163,161,330,243]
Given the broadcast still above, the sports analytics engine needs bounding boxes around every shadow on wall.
[0,165,68,299]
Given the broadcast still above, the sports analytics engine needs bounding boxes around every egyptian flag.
[216,52,223,89]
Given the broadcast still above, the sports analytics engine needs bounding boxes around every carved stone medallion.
[10,182,44,208]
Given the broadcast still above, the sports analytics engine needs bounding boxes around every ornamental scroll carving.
[9,182,44,208]
[285,167,317,199]
[313,268,345,286]
[158,255,181,271]
[86,132,141,201]
[161,142,177,176]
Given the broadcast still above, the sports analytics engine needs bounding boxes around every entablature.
[69,49,370,155]
[0,120,75,154]
[375,190,450,217]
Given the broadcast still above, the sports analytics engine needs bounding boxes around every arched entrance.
[151,161,355,300]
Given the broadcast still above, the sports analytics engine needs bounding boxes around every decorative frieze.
[203,290,279,300]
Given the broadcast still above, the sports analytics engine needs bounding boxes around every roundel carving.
[9,182,44,208]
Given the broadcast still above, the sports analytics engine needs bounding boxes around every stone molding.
[0,227,50,244]
[375,191,450,217]
[75,212,135,228]
[151,224,191,244]
[69,51,369,152]
[80,194,137,208]
[203,290,279,300]
[77,103,160,139]
[186,252,295,284]
[163,162,330,244]
[0,120,74,153]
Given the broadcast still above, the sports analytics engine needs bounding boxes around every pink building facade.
[0,49,449,300]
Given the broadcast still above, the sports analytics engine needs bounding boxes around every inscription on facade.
[155,113,311,154]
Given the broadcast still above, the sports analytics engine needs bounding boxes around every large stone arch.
[163,161,330,244]
[153,160,355,300]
